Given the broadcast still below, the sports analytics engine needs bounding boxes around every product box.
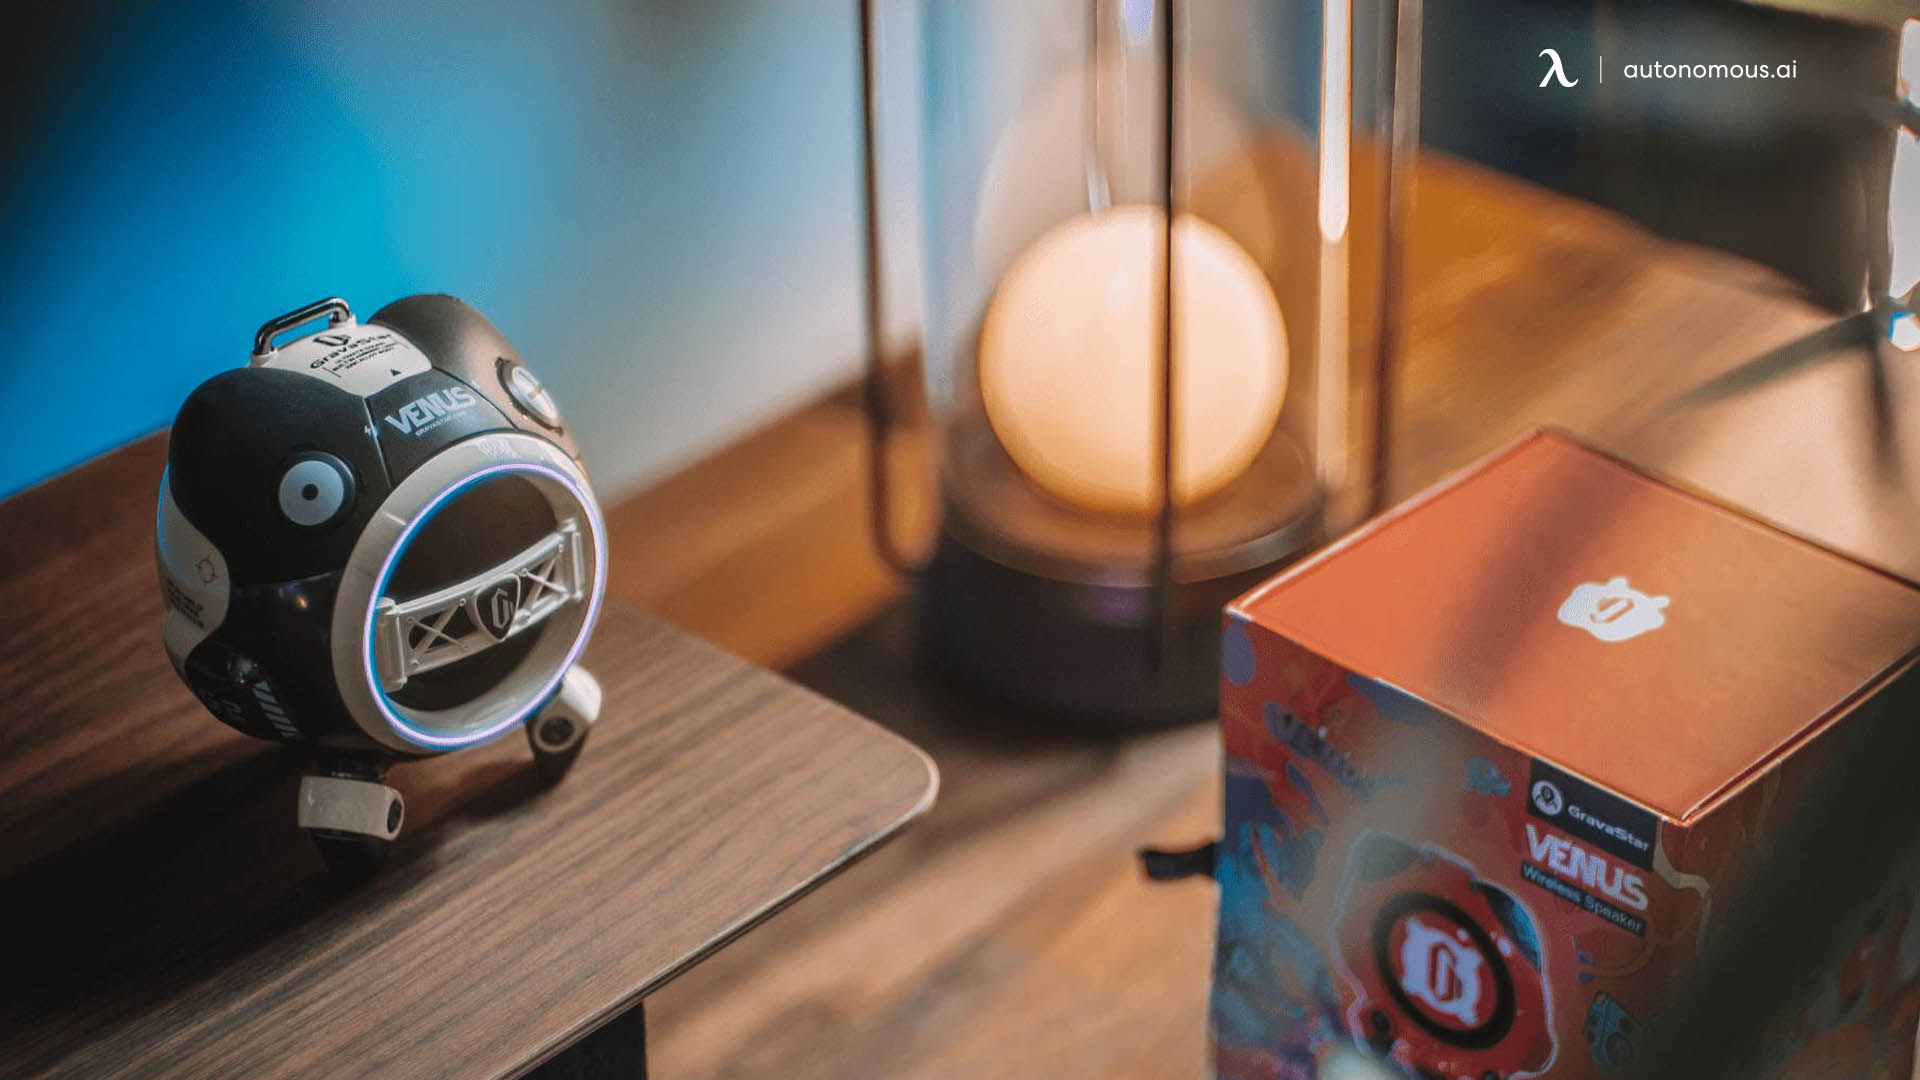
[1210,430,1920,1080]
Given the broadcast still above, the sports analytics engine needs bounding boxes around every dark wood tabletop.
[0,437,938,1079]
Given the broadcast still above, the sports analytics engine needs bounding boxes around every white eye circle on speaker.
[278,455,352,527]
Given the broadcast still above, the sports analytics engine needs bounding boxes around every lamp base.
[919,530,1302,729]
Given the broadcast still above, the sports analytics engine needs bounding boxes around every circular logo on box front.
[1374,893,1517,1050]
[1389,909,1498,1032]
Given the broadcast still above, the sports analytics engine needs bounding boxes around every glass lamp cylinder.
[864,0,1418,725]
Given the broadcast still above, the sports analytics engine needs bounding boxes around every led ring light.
[156,295,607,876]
[335,438,606,752]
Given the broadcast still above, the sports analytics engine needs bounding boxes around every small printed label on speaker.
[264,326,431,397]
[475,575,521,640]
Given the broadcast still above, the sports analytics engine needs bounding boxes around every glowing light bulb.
[978,206,1288,513]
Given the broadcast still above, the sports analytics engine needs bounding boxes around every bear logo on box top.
[1557,577,1669,642]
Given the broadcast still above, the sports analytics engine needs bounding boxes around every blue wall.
[0,1,869,498]
[7,1,1859,500]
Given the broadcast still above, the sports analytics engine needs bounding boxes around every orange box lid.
[1231,429,1920,823]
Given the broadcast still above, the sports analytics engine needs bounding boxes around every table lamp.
[858,0,1421,725]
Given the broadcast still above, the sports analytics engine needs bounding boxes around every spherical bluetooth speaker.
[156,295,607,874]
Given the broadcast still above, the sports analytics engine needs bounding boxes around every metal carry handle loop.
[252,297,354,361]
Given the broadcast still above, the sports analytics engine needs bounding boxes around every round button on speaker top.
[500,359,562,430]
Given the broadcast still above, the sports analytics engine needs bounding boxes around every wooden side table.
[0,437,938,1079]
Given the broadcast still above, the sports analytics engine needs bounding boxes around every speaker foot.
[528,665,600,784]
[298,766,404,878]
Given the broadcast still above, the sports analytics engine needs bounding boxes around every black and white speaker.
[156,295,607,874]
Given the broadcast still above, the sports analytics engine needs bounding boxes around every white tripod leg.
[527,665,600,783]
[299,771,404,877]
